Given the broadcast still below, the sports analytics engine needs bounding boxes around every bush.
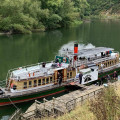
[90,87,120,120]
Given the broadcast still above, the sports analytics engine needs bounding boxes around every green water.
[0,19,120,119]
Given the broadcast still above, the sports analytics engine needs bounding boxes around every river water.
[0,20,120,119]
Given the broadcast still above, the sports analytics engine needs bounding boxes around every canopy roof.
[11,62,69,81]
[77,47,114,58]
[60,47,114,58]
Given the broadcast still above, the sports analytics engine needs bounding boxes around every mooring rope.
[8,96,19,110]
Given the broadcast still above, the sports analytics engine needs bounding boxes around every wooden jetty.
[20,85,104,119]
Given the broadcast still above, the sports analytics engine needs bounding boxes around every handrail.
[5,61,52,82]
[8,61,52,73]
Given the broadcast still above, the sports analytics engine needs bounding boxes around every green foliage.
[59,0,78,27]
[0,0,41,33]
[47,14,62,29]
[0,0,119,33]
[72,0,89,18]
[87,0,120,15]
[0,0,86,33]
[4,0,120,33]
[40,0,63,12]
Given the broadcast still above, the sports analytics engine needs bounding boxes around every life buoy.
[63,58,66,62]
[11,83,14,88]
[33,72,35,76]
[28,73,31,77]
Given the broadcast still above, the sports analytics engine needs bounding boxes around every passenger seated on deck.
[59,58,62,67]
[55,58,59,63]
[70,59,72,64]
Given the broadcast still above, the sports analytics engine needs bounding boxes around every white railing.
[5,61,53,82]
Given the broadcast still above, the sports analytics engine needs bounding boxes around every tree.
[59,0,78,27]
[47,14,62,29]
[72,0,89,18]
[40,0,63,13]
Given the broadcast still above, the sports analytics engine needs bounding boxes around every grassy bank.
[45,102,95,120]
[42,82,120,120]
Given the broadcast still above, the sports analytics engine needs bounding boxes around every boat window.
[67,73,69,78]
[24,82,27,89]
[28,81,31,87]
[113,60,115,65]
[105,63,107,67]
[42,78,45,85]
[38,79,42,86]
[110,61,111,66]
[50,77,53,83]
[70,72,72,78]
[46,78,49,84]
[34,80,37,87]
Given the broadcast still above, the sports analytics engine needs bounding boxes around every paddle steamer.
[0,44,119,106]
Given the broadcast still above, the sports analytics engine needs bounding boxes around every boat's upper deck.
[10,62,69,81]
[60,47,115,58]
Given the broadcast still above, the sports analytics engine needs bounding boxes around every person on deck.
[107,74,111,83]
[59,58,62,67]
[58,72,62,85]
[99,77,104,86]
[113,71,118,80]
[101,63,104,72]
[55,58,59,63]
[79,72,83,84]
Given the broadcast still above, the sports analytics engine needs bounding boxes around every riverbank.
[19,85,103,119]
[18,81,120,120]
[0,20,83,35]
[84,13,120,21]
[46,81,120,120]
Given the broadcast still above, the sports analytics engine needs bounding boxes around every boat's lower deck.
[0,85,68,106]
